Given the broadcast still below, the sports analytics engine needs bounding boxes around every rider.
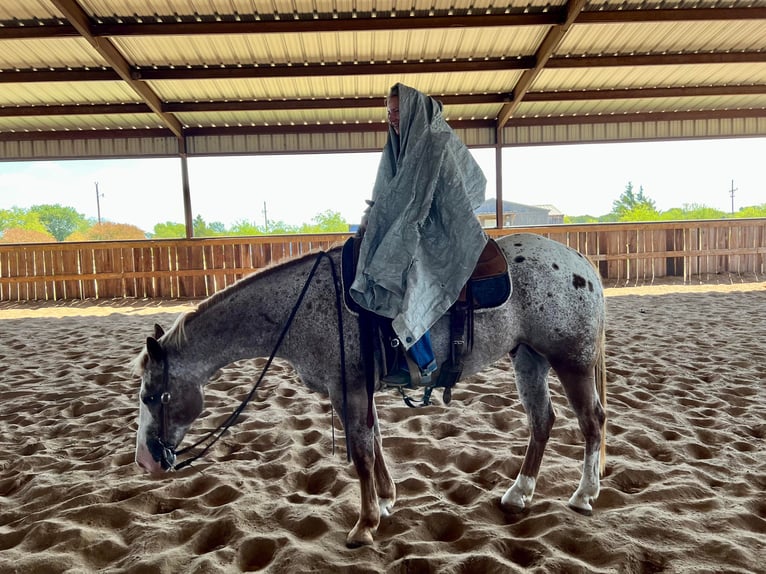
[350,83,488,386]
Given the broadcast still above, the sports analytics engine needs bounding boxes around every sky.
[0,136,763,233]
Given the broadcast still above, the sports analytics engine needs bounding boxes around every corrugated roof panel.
[76,1,565,19]
[516,95,766,118]
[174,102,499,128]
[0,136,179,160]
[176,108,383,128]
[0,0,64,20]
[187,131,385,155]
[583,0,766,10]
[0,113,164,132]
[114,27,543,68]
[0,81,140,106]
[502,116,766,146]
[558,21,766,55]
[148,70,523,101]
[532,64,766,91]
[0,38,106,69]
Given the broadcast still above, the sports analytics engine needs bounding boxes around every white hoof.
[501,475,536,512]
[568,490,596,515]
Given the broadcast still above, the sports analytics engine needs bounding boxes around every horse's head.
[133,323,204,475]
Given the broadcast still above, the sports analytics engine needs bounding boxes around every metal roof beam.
[93,13,562,36]
[3,50,762,85]
[2,7,764,40]
[6,85,766,119]
[547,52,766,68]
[577,7,766,24]
[524,85,766,102]
[497,0,587,129]
[506,108,766,127]
[133,58,535,80]
[49,0,184,138]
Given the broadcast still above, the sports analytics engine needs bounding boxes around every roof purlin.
[497,0,588,130]
[3,7,765,41]
[49,0,184,138]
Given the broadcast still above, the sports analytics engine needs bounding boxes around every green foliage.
[0,207,48,237]
[619,203,660,222]
[299,210,349,233]
[151,222,186,238]
[565,215,600,224]
[611,182,657,220]
[264,220,299,235]
[659,203,726,221]
[229,220,264,235]
[29,204,88,242]
[732,204,766,218]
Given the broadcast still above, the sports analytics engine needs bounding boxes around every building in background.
[474,199,563,228]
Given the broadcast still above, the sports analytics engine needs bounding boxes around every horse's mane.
[130,243,343,376]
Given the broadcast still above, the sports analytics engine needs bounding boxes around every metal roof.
[0,0,764,160]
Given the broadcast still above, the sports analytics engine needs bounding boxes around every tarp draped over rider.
[350,83,488,349]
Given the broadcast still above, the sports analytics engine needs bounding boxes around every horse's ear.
[153,324,165,339]
[146,337,165,362]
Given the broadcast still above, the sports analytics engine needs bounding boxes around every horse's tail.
[595,322,607,477]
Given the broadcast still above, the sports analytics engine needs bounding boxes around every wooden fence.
[1,219,764,302]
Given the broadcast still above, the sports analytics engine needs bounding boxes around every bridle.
[141,354,176,469]
[148,250,350,471]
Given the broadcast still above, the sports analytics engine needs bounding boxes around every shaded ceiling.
[1,0,765,162]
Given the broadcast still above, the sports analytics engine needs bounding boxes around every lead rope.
[173,251,348,470]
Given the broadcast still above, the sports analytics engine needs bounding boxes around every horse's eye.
[141,394,156,405]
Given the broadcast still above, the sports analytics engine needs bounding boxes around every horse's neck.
[178,253,330,378]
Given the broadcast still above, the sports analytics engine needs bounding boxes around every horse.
[132,232,607,548]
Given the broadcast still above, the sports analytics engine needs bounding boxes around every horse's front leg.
[372,401,396,517]
[343,397,380,547]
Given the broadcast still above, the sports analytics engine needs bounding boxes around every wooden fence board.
[1,222,765,302]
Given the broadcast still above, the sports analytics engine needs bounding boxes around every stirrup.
[381,349,432,388]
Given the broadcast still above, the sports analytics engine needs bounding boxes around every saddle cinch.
[342,236,511,406]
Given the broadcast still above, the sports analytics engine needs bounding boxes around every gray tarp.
[350,83,488,349]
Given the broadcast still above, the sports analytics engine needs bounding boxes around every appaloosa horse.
[133,232,606,547]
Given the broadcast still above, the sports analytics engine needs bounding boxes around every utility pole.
[94,181,103,224]
[262,201,269,229]
[729,179,737,214]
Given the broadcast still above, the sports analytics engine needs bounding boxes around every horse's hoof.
[499,500,526,514]
[346,528,374,548]
[568,503,593,517]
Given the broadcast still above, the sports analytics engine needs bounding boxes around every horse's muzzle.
[145,437,176,471]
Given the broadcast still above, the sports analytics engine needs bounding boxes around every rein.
[164,250,349,471]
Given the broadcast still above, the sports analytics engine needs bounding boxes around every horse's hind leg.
[501,343,554,513]
[557,368,605,515]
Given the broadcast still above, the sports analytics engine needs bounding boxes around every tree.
[191,214,226,237]
[29,204,88,241]
[229,220,263,236]
[299,210,349,233]
[660,203,726,221]
[0,227,56,243]
[733,204,766,218]
[0,207,48,236]
[66,222,146,241]
[151,222,186,238]
[611,182,658,221]
[565,215,600,224]
[265,220,299,235]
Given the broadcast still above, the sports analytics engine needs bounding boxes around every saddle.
[342,236,511,406]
